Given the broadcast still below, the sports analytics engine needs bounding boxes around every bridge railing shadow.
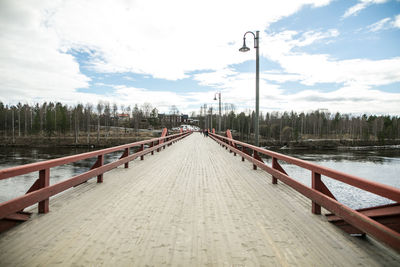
[209,130,400,253]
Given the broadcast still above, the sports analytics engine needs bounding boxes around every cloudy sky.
[0,0,399,115]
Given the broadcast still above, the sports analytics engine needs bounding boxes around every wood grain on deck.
[0,133,399,266]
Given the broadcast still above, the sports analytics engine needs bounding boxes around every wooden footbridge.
[0,130,399,266]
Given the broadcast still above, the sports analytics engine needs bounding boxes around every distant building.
[181,114,189,123]
[118,113,130,121]
[157,113,199,128]
[158,113,181,126]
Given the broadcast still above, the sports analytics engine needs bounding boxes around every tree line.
[197,105,400,144]
[1,101,399,144]
[0,101,181,144]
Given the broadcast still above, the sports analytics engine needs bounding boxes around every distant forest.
[1,101,399,144]
[201,107,400,143]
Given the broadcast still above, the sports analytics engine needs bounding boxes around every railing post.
[124,148,129,168]
[253,151,258,170]
[241,146,245,161]
[140,144,144,160]
[151,141,154,155]
[157,140,160,152]
[38,168,50,214]
[312,171,322,215]
[119,148,130,168]
[97,155,104,183]
[272,157,278,184]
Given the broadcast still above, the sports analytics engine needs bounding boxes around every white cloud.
[193,67,400,114]
[343,2,369,18]
[366,15,400,32]
[343,0,387,18]
[0,0,332,85]
[112,85,189,113]
[192,27,400,115]
[0,0,336,109]
[282,85,400,114]
[278,55,400,86]
[260,29,339,61]
[262,71,303,83]
[1,0,399,116]
[254,28,400,87]
[0,0,90,104]
[392,14,400,28]
[367,17,391,32]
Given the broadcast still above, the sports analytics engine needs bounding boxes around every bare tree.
[142,103,152,118]
[112,103,118,135]
[11,106,15,143]
[104,102,111,137]
[126,105,131,129]
[85,104,93,144]
[132,104,141,132]
[97,101,104,143]
[4,106,7,138]
[24,104,28,137]
[169,105,179,127]
[17,102,22,137]
[74,104,83,144]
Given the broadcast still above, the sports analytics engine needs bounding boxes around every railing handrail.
[0,130,192,222]
[208,131,400,252]
[0,132,186,181]
[210,132,400,203]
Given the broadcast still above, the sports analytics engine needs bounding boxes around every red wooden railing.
[210,130,400,253]
[0,130,191,231]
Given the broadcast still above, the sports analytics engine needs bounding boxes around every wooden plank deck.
[0,133,399,266]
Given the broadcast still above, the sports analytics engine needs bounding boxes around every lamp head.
[213,96,217,101]
[239,38,250,52]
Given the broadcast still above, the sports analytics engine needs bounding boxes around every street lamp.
[209,106,213,131]
[203,104,208,130]
[213,92,221,133]
[239,30,260,147]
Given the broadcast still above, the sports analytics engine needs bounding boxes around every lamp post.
[203,104,207,130]
[239,30,260,147]
[213,92,221,133]
[209,106,213,131]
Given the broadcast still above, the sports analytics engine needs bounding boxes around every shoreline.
[233,135,400,151]
[1,135,400,151]
[0,135,156,149]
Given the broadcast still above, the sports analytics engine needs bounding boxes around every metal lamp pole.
[239,30,260,147]
[210,106,213,131]
[203,104,207,130]
[214,92,221,132]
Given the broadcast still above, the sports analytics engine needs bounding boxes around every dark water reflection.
[262,148,400,209]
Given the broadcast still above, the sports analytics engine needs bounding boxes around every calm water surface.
[263,148,400,209]
[0,147,123,203]
[0,146,399,209]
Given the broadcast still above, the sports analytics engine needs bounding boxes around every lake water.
[262,148,400,209]
[0,147,123,203]
[0,146,399,210]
